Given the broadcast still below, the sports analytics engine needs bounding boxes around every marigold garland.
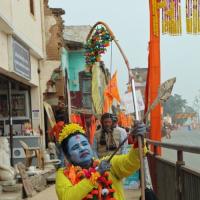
[186,0,200,34]
[58,123,85,144]
[63,160,116,200]
[162,0,182,35]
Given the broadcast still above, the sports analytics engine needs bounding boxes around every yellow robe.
[56,147,140,200]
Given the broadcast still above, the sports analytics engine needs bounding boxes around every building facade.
[0,0,46,134]
[0,0,47,164]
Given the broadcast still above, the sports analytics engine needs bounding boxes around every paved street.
[30,185,57,200]
[161,127,200,171]
[29,185,140,200]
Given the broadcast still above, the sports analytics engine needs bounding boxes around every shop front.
[0,37,43,166]
[0,74,41,165]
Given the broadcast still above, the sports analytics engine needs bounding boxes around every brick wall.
[44,0,65,60]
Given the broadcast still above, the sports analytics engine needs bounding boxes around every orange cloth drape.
[70,114,83,127]
[89,115,96,145]
[149,0,161,154]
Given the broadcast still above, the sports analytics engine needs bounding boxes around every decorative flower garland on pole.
[85,26,112,68]
[85,21,146,200]
[186,0,200,34]
[161,0,182,35]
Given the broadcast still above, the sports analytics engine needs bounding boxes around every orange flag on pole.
[103,71,121,112]
[103,92,113,113]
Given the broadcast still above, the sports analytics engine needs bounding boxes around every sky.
[49,0,200,107]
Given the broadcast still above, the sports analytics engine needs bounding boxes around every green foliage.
[193,89,200,122]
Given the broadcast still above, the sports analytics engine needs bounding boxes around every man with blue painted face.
[56,122,146,200]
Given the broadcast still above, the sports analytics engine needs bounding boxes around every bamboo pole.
[87,21,145,200]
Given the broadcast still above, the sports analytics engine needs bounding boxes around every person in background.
[163,114,172,139]
[50,121,65,168]
[51,99,66,168]
[112,114,128,154]
[92,113,127,158]
[56,122,146,200]
[55,100,65,122]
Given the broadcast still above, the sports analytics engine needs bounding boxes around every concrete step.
[0,192,21,200]
[2,184,22,193]
[46,173,55,183]
[125,189,141,200]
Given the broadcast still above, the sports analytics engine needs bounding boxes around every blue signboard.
[13,38,31,80]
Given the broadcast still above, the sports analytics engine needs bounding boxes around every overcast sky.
[49,0,200,107]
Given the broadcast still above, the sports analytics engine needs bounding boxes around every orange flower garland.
[63,160,116,200]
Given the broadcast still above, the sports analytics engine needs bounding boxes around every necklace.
[63,160,115,200]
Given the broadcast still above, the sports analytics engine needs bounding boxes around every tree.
[163,94,192,124]
[193,90,200,123]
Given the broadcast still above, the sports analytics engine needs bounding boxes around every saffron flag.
[103,71,121,112]
[103,92,113,113]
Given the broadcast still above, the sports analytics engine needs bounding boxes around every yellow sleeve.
[110,147,140,180]
[55,168,95,200]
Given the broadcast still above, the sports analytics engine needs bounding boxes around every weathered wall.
[40,60,61,95]
[44,0,65,60]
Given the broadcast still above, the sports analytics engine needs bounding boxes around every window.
[30,0,35,16]
[0,75,31,136]
[0,91,30,119]
[79,71,92,109]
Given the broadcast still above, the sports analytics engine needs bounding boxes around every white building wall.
[0,32,40,87]
[12,0,43,56]
[0,1,12,23]
[0,31,9,70]
[31,86,41,130]
[0,0,44,58]
[30,55,39,86]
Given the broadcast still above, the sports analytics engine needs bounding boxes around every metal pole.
[176,150,185,200]
[8,80,13,166]
[64,68,71,123]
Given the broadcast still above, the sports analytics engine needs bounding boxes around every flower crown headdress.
[58,123,85,144]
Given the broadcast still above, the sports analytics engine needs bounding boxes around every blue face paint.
[67,134,93,166]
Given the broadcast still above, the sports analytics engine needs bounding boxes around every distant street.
[161,127,200,172]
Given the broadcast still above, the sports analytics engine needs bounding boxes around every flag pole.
[61,47,71,123]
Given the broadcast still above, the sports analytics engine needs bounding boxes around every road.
[30,185,57,200]
[30,185,140,200]
[161,127,200,172]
